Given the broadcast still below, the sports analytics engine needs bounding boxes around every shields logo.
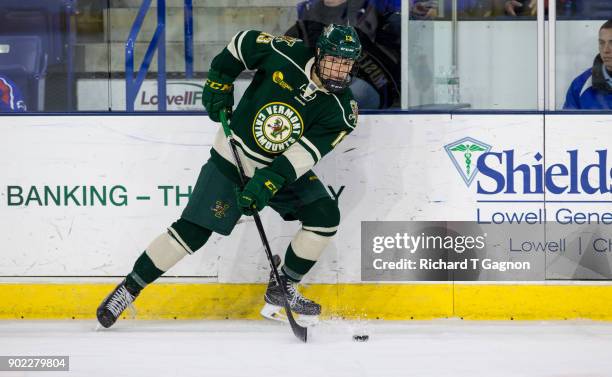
[445,137,492,187]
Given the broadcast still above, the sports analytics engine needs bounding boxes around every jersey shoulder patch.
[255,31,275,44]
[273,35,300,47]
[330,91,359,130]
[252,31,300,46]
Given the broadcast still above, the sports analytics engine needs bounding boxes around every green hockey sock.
[125,252,164,292]
[281,244,316,283]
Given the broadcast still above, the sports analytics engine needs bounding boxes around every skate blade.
[260,303,319,327]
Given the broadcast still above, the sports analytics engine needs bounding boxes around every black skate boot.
[96,279,140,328]
[261,272,321,326]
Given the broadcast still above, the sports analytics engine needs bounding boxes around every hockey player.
[97,24,361,328]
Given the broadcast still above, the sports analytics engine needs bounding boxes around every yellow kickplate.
[1,283,611,320]
[454,284,612,320]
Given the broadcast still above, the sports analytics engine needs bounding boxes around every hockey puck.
[353,334,369,342]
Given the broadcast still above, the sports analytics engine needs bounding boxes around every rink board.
[3,282,612,320]
[2,113,612,319]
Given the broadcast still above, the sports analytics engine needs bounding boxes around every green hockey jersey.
[208,30,359,184]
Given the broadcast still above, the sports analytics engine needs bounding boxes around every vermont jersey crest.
[252,102,304,153]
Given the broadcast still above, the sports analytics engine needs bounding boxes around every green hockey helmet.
[315,24,362,93]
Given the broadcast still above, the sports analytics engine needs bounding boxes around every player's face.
[599,28,612,70]
[319,55,355,82]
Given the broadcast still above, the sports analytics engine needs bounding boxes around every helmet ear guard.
[315,24,362,93]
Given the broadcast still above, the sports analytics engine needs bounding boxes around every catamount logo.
[253,102,304,153]
[211,200,230,218]
[274,35,298,47]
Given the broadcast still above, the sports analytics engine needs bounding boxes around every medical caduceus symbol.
[450,143,487,176]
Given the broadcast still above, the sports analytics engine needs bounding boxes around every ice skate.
[96,279,139,328]
[261,273,321,327]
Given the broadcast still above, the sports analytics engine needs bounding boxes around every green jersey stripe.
[212,128,267,178]
[236,31,250,69]
[299,136,322,161]
[232,132,274,163]
[227,31,244,67]
[227,30,250,69]
[283,142,316,178]
[234,141,272,166]
[297,139,319,164]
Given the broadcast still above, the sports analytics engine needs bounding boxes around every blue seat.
[0,0,75,66]
[575,1,612,19]
[0,36,47,110]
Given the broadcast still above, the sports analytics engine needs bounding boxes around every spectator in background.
[411,0,516,19]
[563,20,612,110]
[0,75,27,112]
[285,0,401,109]
[413,0,609,18]
[501,0,603,17]
[501,0,535,16]
[411,0,438,19]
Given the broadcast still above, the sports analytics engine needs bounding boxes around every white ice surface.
[1,320,612,377]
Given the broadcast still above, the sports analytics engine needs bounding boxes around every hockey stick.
[219,110,308,343]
